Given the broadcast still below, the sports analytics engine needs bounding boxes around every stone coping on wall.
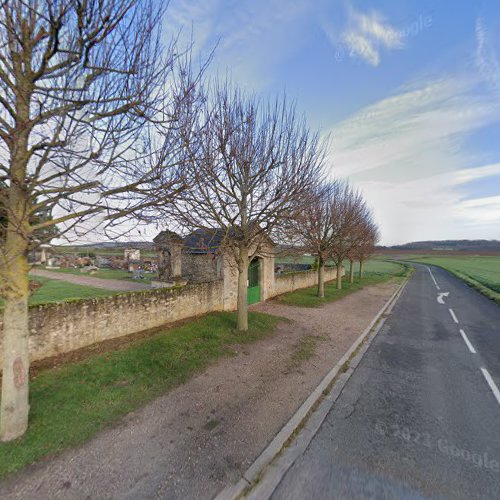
[0,267,342,369]
[0,280,225,369]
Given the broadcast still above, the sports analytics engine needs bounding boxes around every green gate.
[247,259,261,305]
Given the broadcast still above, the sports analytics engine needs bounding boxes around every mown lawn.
[0,311,282,478]
[29,277,119,305]
[407,255,500,303]
[42,267,155,284]
[277,260,409,308]
[0,277,117,309]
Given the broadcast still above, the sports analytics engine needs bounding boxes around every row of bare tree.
[285,180,379,298]
[0,0,377,441]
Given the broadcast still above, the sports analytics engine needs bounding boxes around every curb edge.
[214,276,411,500]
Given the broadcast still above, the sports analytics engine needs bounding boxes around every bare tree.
[353,217,380,279]
[283,182,339,298]
[346,203,373,283]
[0,0,203,440]
[329,181,366,290]
[174,82,324,331]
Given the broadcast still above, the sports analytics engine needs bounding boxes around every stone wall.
[0,281,224,367]
[274,267,339,296]
[182,253,221,284]
[0,265,340,369]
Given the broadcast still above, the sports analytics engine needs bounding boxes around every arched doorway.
[248,258,261,305]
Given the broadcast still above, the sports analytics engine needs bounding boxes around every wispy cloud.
[356,10,403,49]
[327,71,500,243]
[163,2,498,245]
[165,0,221,56]
[453,162,500,184]
[475,17,500,99]
[329,76,499,179]
[341,31,382,66]
[327,7,404,66]
[354,164,500,245]
[166,0,312,90]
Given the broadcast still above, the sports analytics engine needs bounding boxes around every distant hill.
[380,240,500,253]
[53,239,500,255]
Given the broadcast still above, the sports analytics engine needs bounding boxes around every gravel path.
[30,268,151,291]
[0,279,399,500]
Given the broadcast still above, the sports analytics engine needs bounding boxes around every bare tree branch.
[0,0,208,441]
[161,80,326,331]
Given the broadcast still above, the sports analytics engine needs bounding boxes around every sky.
[166,0,500,245]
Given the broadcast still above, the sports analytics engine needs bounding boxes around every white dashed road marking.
[425,265,500,413]
[427,267,440,290]
[481,368,500,406]
[459,329,476,354]
[449,308,459,324]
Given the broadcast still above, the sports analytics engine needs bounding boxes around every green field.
[275,255,396,271]
[0,311,281,478]
[348,259,406,275]
[277,259,409,307]
[407,255,500,303]
[45,267,155,284]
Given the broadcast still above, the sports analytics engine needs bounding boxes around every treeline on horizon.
[379,240,500,252]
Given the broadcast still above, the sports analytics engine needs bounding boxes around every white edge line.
[480,368,500,406]
[459,329,476,354]
[427,266,440,290]
[449,308,459,324]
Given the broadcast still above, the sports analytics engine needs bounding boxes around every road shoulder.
[218,278,408,500]
[0,280,401,500]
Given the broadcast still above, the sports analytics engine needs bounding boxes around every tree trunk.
[1,237,30,441]
[317,259,325,298]
[236,246,249,332]
[359,260,365,279]
[349,259,354,284]
[336,263,342,290]
[1,83,32,441]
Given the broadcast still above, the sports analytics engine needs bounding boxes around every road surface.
[31,268,151,291]
[269,264,500,500]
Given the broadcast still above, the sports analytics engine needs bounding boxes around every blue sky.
[168,0,500,245]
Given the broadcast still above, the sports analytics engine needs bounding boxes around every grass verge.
[0,277,118,309]
[0,311,282,478]
[28,276,119,305]
[277,263,410,308]
[405,256,500,305]
[410,263,500,305]
[449,271,500,304]
[287,335,328,371]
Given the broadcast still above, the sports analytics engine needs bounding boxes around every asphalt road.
[269,264,500,500]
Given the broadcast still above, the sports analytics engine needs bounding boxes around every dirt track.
[30,268,150,291]
[0,279,399,500]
